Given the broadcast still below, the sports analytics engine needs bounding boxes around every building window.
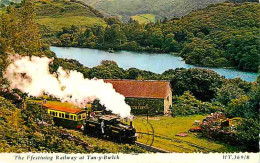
[65,114,69,119]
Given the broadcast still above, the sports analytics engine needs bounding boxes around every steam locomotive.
[43,101,137,143]
[84,114,136,143]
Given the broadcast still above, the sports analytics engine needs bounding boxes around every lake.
[51,47,258,82]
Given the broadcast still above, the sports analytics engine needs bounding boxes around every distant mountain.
[79,0,227,22]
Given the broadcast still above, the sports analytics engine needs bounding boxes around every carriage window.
[65,114,69,119]
[59,113,61,117]
[55,112,57,116]
[78,115,82,120]
[70,115,73,120]
[62,113,65,118]
[74,116,77,121]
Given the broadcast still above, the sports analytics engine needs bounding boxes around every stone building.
[104,79,172,115]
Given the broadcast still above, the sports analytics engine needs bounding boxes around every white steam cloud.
[4,55,131,118]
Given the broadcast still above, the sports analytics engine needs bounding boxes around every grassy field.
[133,115,239,153]
[36,16,106,32]
[131,14,156,24]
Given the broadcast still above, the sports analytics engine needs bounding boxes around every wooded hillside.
[80,0,227,22]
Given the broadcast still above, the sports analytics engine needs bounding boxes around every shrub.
[172,91,224,116]
[215,83,246,106]
[226,95,256,118]
[236,118,260,152]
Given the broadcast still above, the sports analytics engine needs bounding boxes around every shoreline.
[50,46,258,74]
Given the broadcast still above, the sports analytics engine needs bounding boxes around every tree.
[105,17,121,26]
[88,60,126,79]
[60,33,72,46]
[104,24,126,45]
[172,91,202,116]
[0,0,52,57]
[181,38,219,66]
[126,68,160,80]
[163,34,180,52]
[169,68,225,101]
[146,27,164,48]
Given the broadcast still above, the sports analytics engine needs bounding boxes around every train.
[85,114,136,143]
[42,100,137,143]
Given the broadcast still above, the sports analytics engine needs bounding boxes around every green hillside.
[80,0,226,22]
[34,0,106,32]
[178,2,260,72]
[0,0,107,43]
[0,96,145,153]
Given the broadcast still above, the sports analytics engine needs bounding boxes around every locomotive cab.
[84,114,137,143]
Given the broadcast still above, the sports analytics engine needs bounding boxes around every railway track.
[135,141,170,153]
[137,132,218,153]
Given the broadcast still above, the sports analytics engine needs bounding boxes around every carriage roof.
[43,103,85,114]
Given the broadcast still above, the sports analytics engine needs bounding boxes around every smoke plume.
[4,55,131,118]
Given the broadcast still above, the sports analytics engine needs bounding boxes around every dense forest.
[178,2,260,72]
[0,0,259,152]
[52,2,260,72]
